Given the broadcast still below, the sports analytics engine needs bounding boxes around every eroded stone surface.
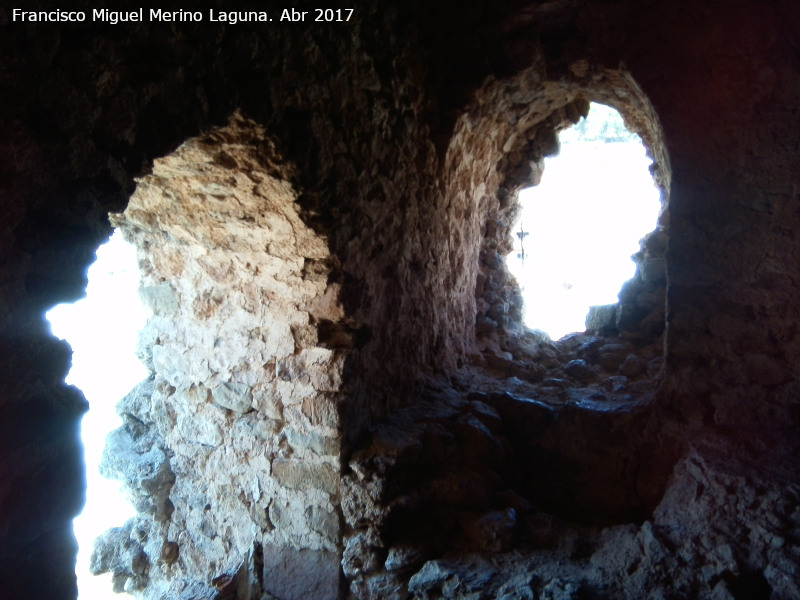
[2,2,800,599]
[92,118,345,599]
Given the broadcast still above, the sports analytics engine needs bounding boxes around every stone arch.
[88,62,677,597]
[4,2,800,599]
[447,63,671,349]
[460,65,675,522]
[339,63,681,597]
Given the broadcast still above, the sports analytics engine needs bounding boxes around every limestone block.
[340,474,386,527]
[90,520,151,592]
[212,382,253,413]
[616,303,647,333]
[268,499,302,532]
[252,382,284,419]
[277,348,343,393]
[260,315,295,360]
[306,504,340,543]
[619,354,645,378]
[513,362,547,383]
[408,558,497,598]
[151,344,191,387]
[302,394,339,428]
[349,574,408,600]
[100,424,175,522]
[585,304,618,335]
[596,343,629,371]
[136,326,159,371]
[467,400,503,434]
[465,508,517,552]
[540,578,582,600]
[285,428,338,456]
[250,503,273,532]
[640,257,666,282]
[275,377,315,405]
[139,282,180,315]
[272,459,339,496]
[231,412,282,441]
[175,403,224,447]
[174,384,210,406]
[564,359,596,382]
[385,545,425,573]
[117,376,156,422]
[343,532,383,577]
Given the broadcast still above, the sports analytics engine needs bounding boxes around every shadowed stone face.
[2,1,800,598]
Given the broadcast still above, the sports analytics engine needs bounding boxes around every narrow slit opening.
[46,230,147,599]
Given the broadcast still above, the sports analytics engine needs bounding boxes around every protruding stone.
[586,304,618,335]
[606,375,629,392]
[619,354,645,378]
[597,343,629,371]
[302,395,339,428]
[343,532,382,577]
[212,382,253,413]
[285,428,338,456]
[564,359,596,382]
[385,545,425,573]
[465,508,518,552]
[306,504,340,543]
[90,521,150,592]
[409,558,497,597]
[160,541,179,565]
[139,282,179,315]
[541,578,582,600]
[272,459,339,496]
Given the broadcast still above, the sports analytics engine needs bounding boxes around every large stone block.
[585,304,617,335]
[272,459,340,496]
[139,282,179,315]
[212,382,253,413]
[285,428,339,456]
[302,395,339,428]
[262,545,341,600]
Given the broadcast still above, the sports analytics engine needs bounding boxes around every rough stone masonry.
[1,1,799,599]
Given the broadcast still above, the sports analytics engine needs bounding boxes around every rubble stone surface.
[1,1,799,599]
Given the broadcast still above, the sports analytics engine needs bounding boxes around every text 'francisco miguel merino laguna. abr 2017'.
[11,8,355,24]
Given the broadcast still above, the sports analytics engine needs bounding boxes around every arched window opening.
[507,102,662,340]
[46,230,146,599]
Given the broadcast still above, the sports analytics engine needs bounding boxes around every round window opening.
[507,102,663,340]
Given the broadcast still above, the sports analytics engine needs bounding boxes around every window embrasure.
[507,102,663,340]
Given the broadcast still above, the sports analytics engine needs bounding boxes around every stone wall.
[92,116,345,599]
[1,1,799,599]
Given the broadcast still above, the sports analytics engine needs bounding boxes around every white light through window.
[508,103,661,340]
[47,230,148,599]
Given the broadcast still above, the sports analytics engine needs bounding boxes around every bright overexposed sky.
[47,230,148,599]
[507,102,661,339]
